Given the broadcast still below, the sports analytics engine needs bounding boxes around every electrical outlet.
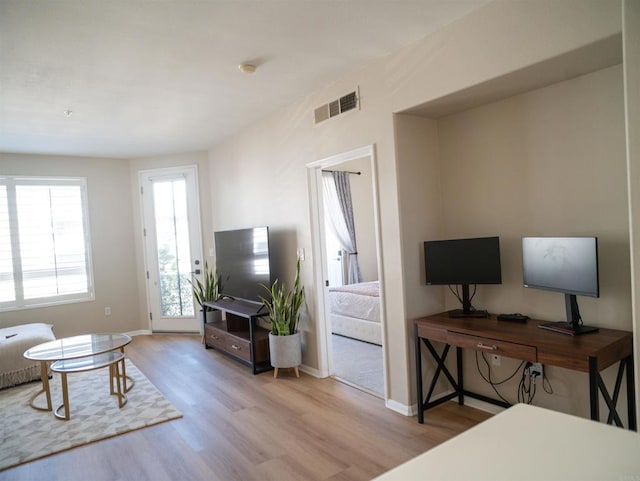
[527,362,543,377]
[491,354,501,366]
[104,307,111,316]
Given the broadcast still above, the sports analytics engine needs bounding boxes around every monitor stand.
[538,321,599,336]
[448,284,489,318]
[538,294,599,335]
[448,309,489,319]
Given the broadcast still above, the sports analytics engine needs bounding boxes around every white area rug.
[332,334,384,395]
[0,359,182,471]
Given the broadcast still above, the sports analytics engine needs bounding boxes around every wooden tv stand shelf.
[415,312,636,430]
[203,298,271,374]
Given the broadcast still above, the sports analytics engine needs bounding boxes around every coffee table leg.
[110,361,127,408]
[54,372,70,421]
[119,347,134,393]
[28,361,52,411]
[116,361,126,408]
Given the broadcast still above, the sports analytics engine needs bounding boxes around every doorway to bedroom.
[308,145,386,398]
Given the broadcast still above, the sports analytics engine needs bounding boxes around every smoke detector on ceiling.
[238,63,257,74]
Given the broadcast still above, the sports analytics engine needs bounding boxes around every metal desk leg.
[590,355,635,430]
[456,347,464,405]
[627,356,637,431]
[415,324,424,424]
[588,356,599,422]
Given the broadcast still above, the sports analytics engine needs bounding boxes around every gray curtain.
[332,171,362,284]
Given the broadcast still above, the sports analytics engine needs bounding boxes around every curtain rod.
[321,169,361,175]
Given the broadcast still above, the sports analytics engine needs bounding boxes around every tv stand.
[202,298,271,374]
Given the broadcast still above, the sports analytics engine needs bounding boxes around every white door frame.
[138,165,203,332]
[306,144,388,400]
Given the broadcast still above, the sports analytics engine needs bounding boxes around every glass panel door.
[140,166,202,332]
[152,179,194,317]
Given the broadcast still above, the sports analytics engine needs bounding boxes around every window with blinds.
[0,176,94,310]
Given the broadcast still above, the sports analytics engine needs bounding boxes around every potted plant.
[260,258,304,378]
[190,261,224,325]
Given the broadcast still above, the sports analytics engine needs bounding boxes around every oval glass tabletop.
[24,333,132,361]
[51,350,125,373]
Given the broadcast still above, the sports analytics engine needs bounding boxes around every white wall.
[437,66,629,325]
[429,65,629,420]
[395,115,443,320]
[0,153,141,337]
[622,0,640,424]
[209,0,624,410]
[0,150,214,339]
[128,151,211,331]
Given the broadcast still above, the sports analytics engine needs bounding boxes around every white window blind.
[0,176,94,310]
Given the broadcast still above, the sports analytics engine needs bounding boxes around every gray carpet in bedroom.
[331,334,383,396]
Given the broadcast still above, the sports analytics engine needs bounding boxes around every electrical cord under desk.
[475,353,554,405]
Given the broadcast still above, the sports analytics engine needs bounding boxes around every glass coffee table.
[23,333,133,412]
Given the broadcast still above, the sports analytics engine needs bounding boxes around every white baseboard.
[386,398,415,416]
[299,364,327,378]
[462,397,507,415]
[126,329,152,336]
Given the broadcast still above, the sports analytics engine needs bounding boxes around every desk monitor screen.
[424,236,502,318]
[522,236,599,335]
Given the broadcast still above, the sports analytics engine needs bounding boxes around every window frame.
[0,175,95,311]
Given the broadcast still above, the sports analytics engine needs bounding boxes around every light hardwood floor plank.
[1,334,491,481]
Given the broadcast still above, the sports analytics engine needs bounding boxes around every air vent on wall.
[314,89,359,124]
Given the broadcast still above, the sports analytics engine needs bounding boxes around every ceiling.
[0,0,489,159]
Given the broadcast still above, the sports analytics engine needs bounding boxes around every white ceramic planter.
[269,332,301,368]
[205,309,222,324]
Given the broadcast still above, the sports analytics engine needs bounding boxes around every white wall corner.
[299,364,328,378]
[386,398,417,416]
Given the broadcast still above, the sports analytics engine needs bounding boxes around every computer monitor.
[522,236,599,335]
[424,236,502,318]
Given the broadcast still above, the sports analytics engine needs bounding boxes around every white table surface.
[374,403,640,481]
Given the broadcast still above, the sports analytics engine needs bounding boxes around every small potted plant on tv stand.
[260,258,304,378]
[190,261,224,334]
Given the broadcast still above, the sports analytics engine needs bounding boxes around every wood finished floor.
[1,334,491,481]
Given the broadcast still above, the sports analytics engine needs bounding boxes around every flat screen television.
[214,227,272,306]
[522,236,599,335]
[424,236,502,318]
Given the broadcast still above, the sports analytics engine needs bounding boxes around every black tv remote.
[497,313,529,322]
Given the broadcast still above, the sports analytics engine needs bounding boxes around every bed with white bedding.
[328,280,381,345]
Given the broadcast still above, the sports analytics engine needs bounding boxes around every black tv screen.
[424,236,502,285]
[522,236,599,297]
[214,227,272,303]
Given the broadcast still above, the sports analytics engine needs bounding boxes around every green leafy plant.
[189,261,224,308]
[260,258,304,336]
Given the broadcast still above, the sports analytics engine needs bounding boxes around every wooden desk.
[374,404,640,481]
[415,313,636,430]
